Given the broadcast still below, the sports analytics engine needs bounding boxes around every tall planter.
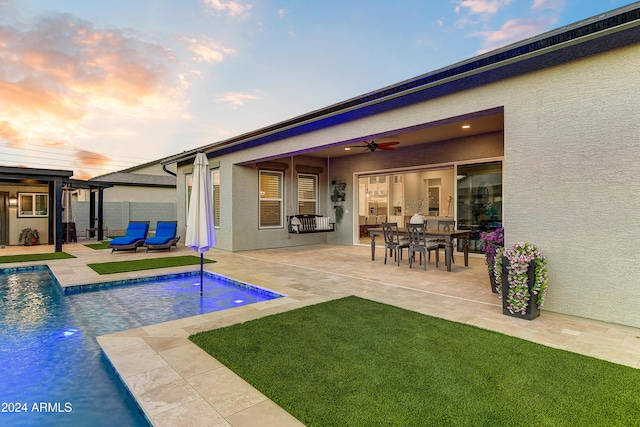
[488,270,498,294]
[479,228,504,295]
[500,256,540,320]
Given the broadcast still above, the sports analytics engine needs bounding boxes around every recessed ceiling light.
[344,147,351,151]
[462,125,471,129]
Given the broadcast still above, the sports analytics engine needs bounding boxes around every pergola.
[0,166,113,252]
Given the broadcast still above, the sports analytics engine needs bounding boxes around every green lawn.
[190,296,640,426]
[87,255,214,274]
[0,252,76,264]
[84,242,111,250]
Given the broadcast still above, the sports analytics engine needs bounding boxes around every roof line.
[162,3,640,165]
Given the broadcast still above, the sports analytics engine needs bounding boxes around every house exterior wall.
[325,43,640,327]
[101,185,176,203]
[174,41,640,327]
[501,44,640,327]
[176,154,331,251]
[1,183,50,245]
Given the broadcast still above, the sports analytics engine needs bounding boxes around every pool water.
[0,268,281,427]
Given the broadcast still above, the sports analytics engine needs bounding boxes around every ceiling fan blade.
[345,140,398,152]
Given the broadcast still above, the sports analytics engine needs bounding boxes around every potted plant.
[19,228,40,246]
[331,179,346,224]
[479,227,504,293]
[494,242,549,320]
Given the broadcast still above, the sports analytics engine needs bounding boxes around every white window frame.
[211,169,220,227]
[297,173,318,215]
[185,170,221,228]
[259,170,284,229]
[18,193,49,217]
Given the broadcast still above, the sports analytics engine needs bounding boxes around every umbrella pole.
[200,253,204,296]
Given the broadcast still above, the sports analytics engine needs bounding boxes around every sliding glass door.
[356,161,502,250]
[456,161,503,252]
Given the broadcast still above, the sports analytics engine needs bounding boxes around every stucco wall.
[501,44,640,327]
[172,42,640,327]
[101,185,176,203]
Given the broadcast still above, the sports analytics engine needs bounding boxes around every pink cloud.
[477,17,552,52]
[215,91,258,106]
[0,11,179,160]
[0,120,23,146]
[457,0,512,15]
[183,37,235,63]
[203,0,253,17]
[532,0,563,10]
[75,148,110,168]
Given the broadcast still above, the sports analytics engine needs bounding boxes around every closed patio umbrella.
[185,151,216,295]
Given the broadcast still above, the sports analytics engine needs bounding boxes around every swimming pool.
[0,267,282,427]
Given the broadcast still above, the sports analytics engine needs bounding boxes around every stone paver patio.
[2,241,639,426]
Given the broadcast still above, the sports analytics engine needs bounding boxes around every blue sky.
[0,0,632,178]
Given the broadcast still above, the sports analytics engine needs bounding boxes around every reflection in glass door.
[456,161,503,253]
[356,168,455,243]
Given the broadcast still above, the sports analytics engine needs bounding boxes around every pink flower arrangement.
[479,228,504,273]
[494,242,549,315]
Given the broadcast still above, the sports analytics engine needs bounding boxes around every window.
[186,173,193,211]
[186,169,221,227]
[259,170,283,228]
[18,193,48,217]
[298,173,317,214]
[212,169,220,226]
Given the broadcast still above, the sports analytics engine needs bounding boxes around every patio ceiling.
[303,111,504,159]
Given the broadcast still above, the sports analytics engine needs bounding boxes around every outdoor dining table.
[368,227,471,272]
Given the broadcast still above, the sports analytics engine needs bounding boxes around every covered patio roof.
[0,165,113,251]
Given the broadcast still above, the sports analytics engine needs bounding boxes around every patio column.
[89,190,96,233]
[97,188,104,241]
[53,177,63,252]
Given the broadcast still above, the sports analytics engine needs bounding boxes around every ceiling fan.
[349,140,400,152]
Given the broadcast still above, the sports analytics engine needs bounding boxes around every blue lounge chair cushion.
[110,236,144,246]
[144,222,177,245]
[124,222,149,239]
[144,236,173,245]
[109,222,149,247]
[155,222,177,238]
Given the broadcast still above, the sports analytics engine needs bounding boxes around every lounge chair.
[108,221,150,253]
[144,221,180,252]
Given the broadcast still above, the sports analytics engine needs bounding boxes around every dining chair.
[407,223,439,270]
[381,222,409,266]
[437,219,457,264]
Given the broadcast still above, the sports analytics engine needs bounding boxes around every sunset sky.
[0,0,631,179]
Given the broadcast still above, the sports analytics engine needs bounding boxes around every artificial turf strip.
[87,255,215,275]
[84,242,111,250]
[190,296,640,427]
[0,252,76,263]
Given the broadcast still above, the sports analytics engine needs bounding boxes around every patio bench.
[288,215,335,234]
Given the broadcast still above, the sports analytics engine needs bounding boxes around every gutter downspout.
[162,164,177,177]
